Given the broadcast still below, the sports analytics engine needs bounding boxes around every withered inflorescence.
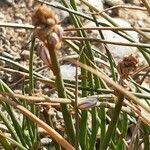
[32,4,63,50]
[32,4,63,67]
[117,55,138,79]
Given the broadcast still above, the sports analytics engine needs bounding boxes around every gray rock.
[60,64,76,79]
[84,18,139,60]
[101,18,138,59]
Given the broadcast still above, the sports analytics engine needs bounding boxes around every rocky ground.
[0,0,149,100]
[0,0,149,148]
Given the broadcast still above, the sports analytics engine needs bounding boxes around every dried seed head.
[32,5,63,51]
[32,4,57,27]
[117,55,138,79]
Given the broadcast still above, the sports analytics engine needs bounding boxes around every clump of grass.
[0,0,150,150]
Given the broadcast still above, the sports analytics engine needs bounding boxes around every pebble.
[76,0,104,12]
[40,138,52,145]
[56,111,63,119]
[15,19,23,24]
[104,0,124,6]
[0,12,4,20]
[14,13,25,21]
[20,50,30,61]
[60,64,77,79]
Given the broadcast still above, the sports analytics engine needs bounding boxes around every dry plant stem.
[70,60,150,113]
[0,91,71,103]
[63,36,150,48]
[0,96,75,150]
[140,0,150,14]
[75,60,79,150]
[128,118,141,150]
[124,100,150,124]
[0,22,34,29]
[95,5,147,14]
[64,27,150,32]
[1,22,150,32]
[132,26,150,41]
[139,68,150,84]
[1,67,150,99]
[131,65,149,78]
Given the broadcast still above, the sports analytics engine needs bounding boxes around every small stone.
[0,71,4,78]
[56,111,63,119]
[40,138,52,145]
[60,64,78,79]
[20,50,30,61]
[104,0,123,6]
[0,12,4,20]
[25,0,33,7]
[15,19,23,24]
[15,13,25,20]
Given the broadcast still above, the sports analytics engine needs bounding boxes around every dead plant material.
[32,4,57,27]
[32,4,63,49]
[32,4,63,68]
[117,55,138,79]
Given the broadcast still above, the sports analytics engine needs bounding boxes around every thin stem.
[93,5,147,14]
[70,61,150,113]
[64,26,150,32]
[75,59,79,150]
[29,37,37,143]
[0,131,13,150]
[140,0,150,14]
[1,22,150,32]
[63,36,150,48]
[100,93,124,150]
[0,132,27,150]
[46,39,75,145]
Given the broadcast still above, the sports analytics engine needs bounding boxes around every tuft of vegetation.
[0,0,149,149]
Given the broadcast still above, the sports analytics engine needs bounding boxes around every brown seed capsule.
[117,55,138,79]
[32,4,63,52]
[32,4,57,27]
